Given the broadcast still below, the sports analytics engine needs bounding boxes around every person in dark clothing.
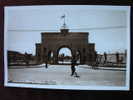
[71,64,76,76]
[116,52,119,64]
[45,56,48,68]
[71,57,79,78]
[45,60,48,68]
[104,52,107,64]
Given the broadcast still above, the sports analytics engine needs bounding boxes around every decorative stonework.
[36,29,96,65]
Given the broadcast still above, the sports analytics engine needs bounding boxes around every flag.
[61,14,65,19]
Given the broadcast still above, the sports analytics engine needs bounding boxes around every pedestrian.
[71,57,79,78]
[104,52,107,64]
[45,61,48,68]
[116,52,119,64]
[45,56,48,68]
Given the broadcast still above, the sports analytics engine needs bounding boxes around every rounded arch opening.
[57,46,72,64]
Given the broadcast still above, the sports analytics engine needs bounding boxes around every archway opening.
[58,47,72,64]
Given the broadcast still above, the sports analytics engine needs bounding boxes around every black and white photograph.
[4,5,130,90]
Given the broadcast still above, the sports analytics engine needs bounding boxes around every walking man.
[104,52,107,64]
[45,56,48,68]
[71,57,79,78]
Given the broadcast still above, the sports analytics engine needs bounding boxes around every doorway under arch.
[57,47,72,64]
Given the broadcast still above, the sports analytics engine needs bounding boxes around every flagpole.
[61,14,66,29]
[64,14,66,29]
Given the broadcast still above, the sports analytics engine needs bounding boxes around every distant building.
[97,52,127,66]
[8,51,26,65]
[8,51,34,65]
[106,53,126,64]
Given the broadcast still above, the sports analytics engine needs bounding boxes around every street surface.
[8,64,126,86]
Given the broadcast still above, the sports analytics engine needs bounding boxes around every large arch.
[36,29,96,65]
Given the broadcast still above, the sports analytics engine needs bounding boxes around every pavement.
[8,64,126,86]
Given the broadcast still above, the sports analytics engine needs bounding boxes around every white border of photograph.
[4,5,131,90]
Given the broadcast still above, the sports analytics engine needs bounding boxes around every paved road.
[8,65,126,86]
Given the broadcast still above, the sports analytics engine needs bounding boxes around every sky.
[5,5,130,55]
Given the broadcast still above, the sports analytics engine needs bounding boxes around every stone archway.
[36,28,96,65]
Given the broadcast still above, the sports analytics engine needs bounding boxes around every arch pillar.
[53,50,58,64]
[71,48,76,59]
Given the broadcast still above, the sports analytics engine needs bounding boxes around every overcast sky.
[5,5,130,55]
